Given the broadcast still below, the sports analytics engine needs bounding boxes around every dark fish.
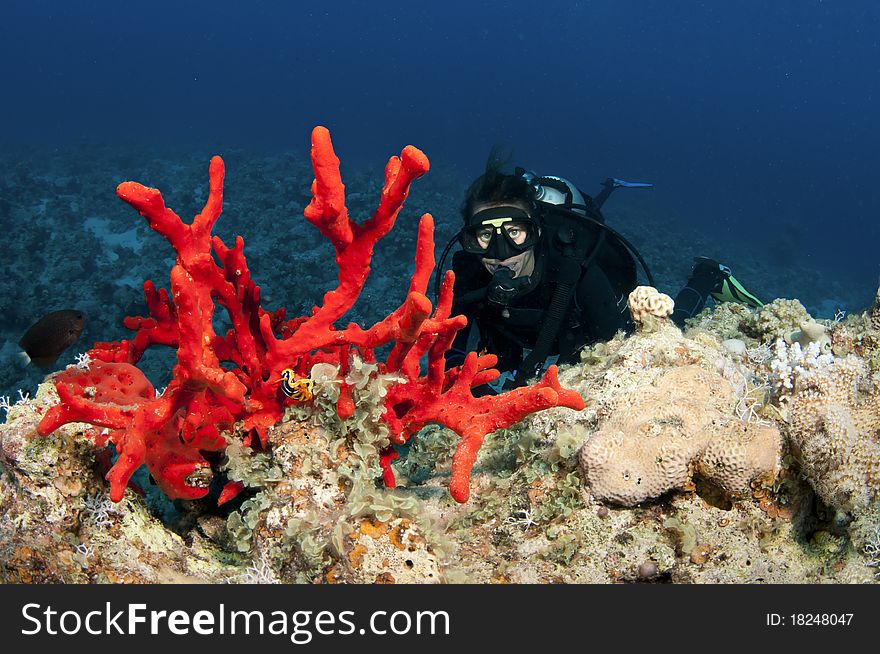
[19,309,86,369]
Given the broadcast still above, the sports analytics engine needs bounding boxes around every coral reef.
[1,133,878,585]
[2,298,878,584]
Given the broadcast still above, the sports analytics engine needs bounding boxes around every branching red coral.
[38,361,229,500]
[36,126,584,504]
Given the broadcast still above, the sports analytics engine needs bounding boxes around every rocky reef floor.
[2,296,878,584]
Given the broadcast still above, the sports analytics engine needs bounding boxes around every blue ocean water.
[1,0,878,399]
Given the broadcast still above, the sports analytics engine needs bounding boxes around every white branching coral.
[769,339,834,392]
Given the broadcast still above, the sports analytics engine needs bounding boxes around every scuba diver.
[437,158,763,392]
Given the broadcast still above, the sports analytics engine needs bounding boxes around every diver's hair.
[460,146,536,223]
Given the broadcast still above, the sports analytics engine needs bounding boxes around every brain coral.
[627,286,675,324]
[579,365,781,506]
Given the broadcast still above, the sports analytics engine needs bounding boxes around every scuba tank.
[518,171,589,217]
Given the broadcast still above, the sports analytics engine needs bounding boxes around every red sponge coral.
[36,126,584,504]
[39,361,230,501]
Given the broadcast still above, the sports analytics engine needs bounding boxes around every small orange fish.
[19,309,86,369]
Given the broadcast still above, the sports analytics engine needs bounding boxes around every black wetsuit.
[448,206,638,382]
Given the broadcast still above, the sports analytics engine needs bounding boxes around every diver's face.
[469,201,539,278]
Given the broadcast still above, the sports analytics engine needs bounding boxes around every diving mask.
[459,206,540,260]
